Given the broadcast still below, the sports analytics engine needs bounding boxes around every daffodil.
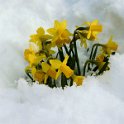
[41,41,55,56]
[47,20,71,47]
[77,31,87,48]
[49,55,74,79]
[30,27,52,49]
[103,36,118,55]
[31,67,45,83]
[76,20,102,47]
[41,62,57,83]
[96,53,105,63]
[25,65,32,74]
[85,20,102,40]
[96,53,107,71]
[24,43,46,66]
[72,75,85,86]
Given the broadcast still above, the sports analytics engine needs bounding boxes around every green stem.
[70,78,73,86]
[63,45,69,55]
[92,46,98,60]
[26,72,34,82]
[83,60,98,76]
[58,47,64,61]
[56,52,59,58]
[88,46,98,71]
[97,62,109,75]
[74,40,81,75]
[46,77,53,88]
[88,43,105,72]
[90,44,105,59]
[58,47,67,87]
[69,30,77,55]
[68,27,90,75]
[69,27,89,56]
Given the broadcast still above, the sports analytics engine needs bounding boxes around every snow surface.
[0,0,124,123]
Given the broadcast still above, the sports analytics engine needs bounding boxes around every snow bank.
[0,76,124,124]
[1,0,124,87]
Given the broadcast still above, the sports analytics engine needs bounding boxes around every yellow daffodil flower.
[85,20,102,40]
[96,53,106,70]
[31,67,45,83]
[42,41,55,56]
[30,27,52,42]
[47,20,71,47]
[41,62,57,83]
[25,65,32,73]
[103,36,118,55]
[24,43,46,66]
[96,53,105,63]
[77,31,87,48]
[49,55,74,79]
[30,27,52,49]
[72,75,85,86]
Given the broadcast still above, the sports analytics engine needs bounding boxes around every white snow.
[0,0,124,123]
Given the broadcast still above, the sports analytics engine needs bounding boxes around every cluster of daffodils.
[24,20,118,88]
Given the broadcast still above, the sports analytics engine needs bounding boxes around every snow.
[0,0,124,123]
[0,72,124,124]
[97,54,124,100]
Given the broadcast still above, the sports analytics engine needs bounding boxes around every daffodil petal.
[92,20,98,25]
[87,30,91,39]
[47,67,57,79]
[49,59,62,69]
[63,55,69,65]
[31,67,36,76]
[73,75,84,86]
[41,62,50,73]
[47,28,56,35]
[60,64,73,78]
[54,20,60,29]
[37,27,45,35]
[44,74,48,84]
[78,32,87,48]
[61,20,67,30]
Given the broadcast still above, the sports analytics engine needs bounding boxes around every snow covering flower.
[50,55,73,79]
[47,20,71,47]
